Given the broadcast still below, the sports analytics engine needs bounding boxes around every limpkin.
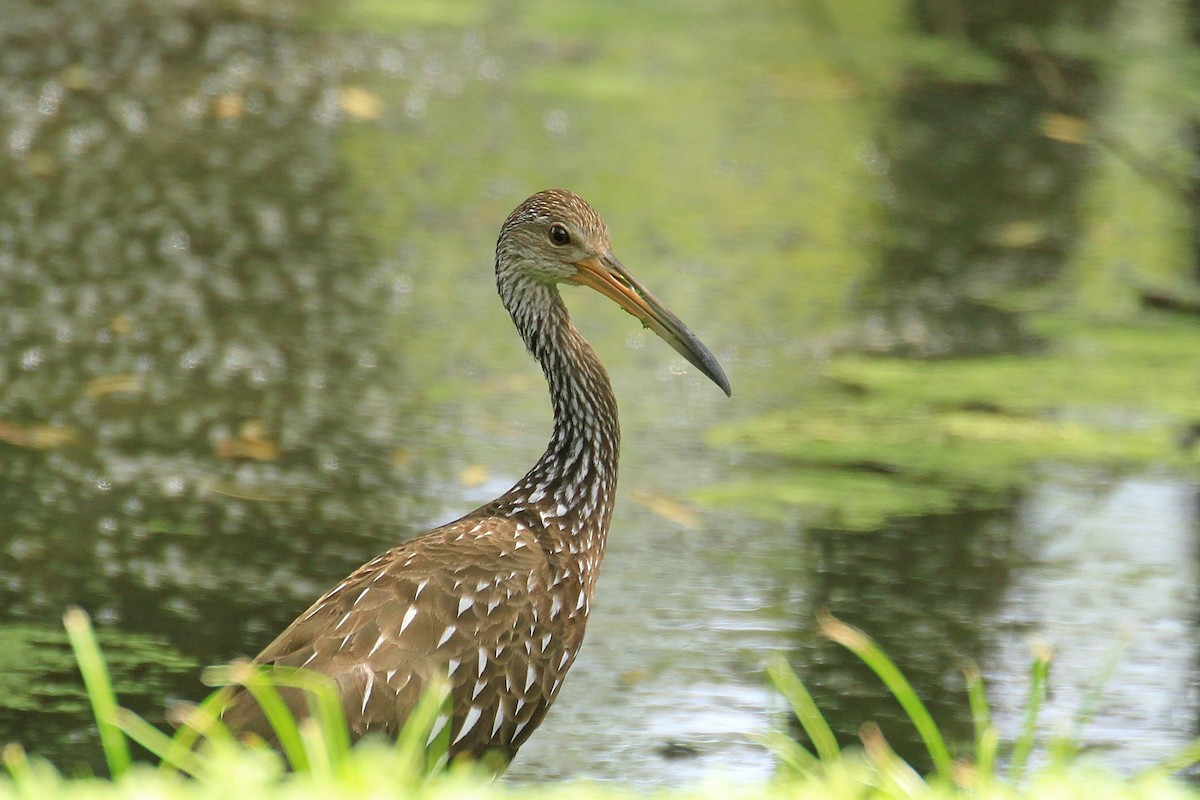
[220,189,730,765]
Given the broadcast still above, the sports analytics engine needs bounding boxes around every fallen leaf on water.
[140,519,202,536]
[476,373,540,394]
[339,86,383,120]
[25,151,55,176]
[85,374,143,398]
[1040,112,1089,144]
[391,448,412,467]
[200,479,288,502]
[61,64,92,91]
[213,93,245,119]
[986,219,1050,249]
[616,668,653,687]
[215,420,280,462]
[630,489,701,529]
[109,314,134,335]
[459,464,489,488]
[0,421,77,449]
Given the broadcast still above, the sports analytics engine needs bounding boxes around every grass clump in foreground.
[2,608,1199,799]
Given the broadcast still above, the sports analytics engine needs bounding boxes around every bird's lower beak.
[568,253,731,396]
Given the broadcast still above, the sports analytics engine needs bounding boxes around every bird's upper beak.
[567,253,731,396]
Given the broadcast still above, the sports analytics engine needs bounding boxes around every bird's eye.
[548,224,571,246]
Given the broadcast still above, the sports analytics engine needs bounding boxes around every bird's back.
[221,511,593,761]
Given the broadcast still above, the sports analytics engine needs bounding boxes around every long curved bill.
[568,253,731,396]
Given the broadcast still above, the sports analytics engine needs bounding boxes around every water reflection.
[992,476,1200,771]
[860,0,1114,356]
[784,0,1197,774]
[792,506,1021,771]
[0,0,442,769]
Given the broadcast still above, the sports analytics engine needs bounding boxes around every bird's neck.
[497,282,620,553]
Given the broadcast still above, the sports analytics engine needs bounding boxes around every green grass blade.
[1140,738,1200,779]
[205,662,355,776]
[963,663,997,777]
[113,707,203,777]
[63,606,133,778]
[164,686,238,769]
[749,731,821,774]
[263,665,353,773]
[860,721,928,797]
[224,662,311,772]
[396,677,451,777]
[295,672,352,770]
[2,743,35,786]
[1051,636,1125,767]
[297,717,334,782]
[819,612,954,783]
[766,656,840,764]
[1008,643,1052,783]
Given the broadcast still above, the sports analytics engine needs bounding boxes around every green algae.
[303,0,488,31]
[696,470,972,531]
[309,0,1200,539]
[0,623,197,715]
[699,311,1200,530]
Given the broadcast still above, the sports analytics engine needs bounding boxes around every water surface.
[1,0,1198,786]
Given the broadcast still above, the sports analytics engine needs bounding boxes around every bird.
[218,189,731,767]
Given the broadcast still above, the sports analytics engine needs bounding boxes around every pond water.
[1,0,1198,788]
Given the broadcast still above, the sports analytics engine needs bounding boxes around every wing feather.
[220,514,588,760]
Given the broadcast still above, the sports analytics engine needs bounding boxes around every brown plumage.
[219,189,730,765]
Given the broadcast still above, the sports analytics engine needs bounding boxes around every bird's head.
[498,189,611,285]
[496,189,730,396]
